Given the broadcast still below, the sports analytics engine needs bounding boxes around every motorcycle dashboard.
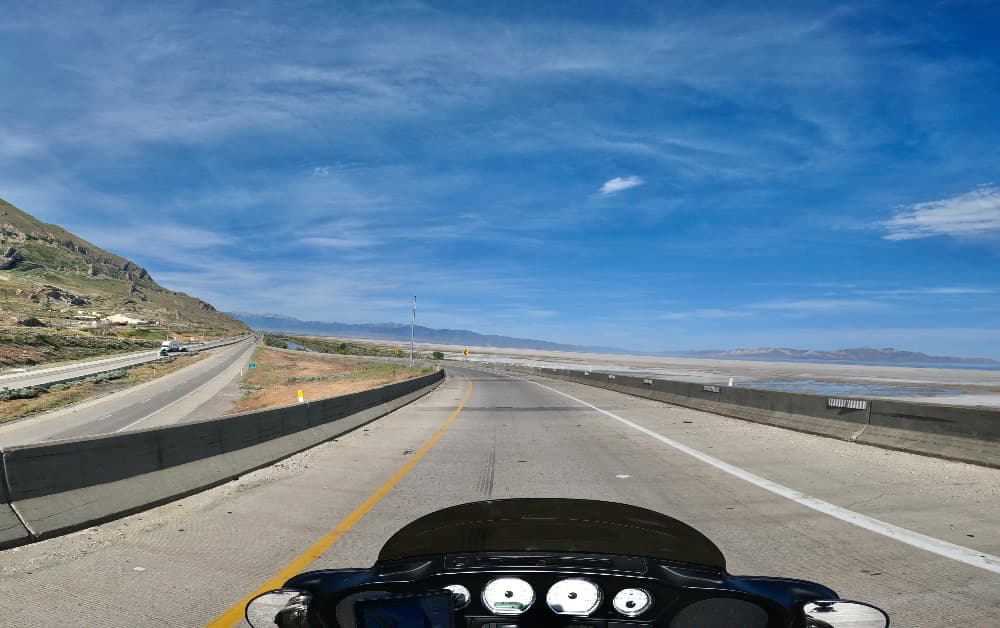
[296,552,794,628]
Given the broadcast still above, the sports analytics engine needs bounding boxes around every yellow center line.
[206,376,473,627]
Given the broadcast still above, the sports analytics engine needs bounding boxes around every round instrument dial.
[444,584,471,610]
[546,579,602,616]
[613,588,652,617]
[482,577,534,615]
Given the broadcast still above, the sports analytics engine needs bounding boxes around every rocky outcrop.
[1,244,21,269]
[27,284,88,306]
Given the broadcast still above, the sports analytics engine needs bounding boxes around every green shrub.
[121,328,168,340]
[262,334,287,348]
[90,369,128,383]
[0,387,42,401]
[432,351,444,360]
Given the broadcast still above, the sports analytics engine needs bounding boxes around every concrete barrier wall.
[0,460,31,547]
[498,365,999,468]
[859,399,1000,466]
[0,369,444,546]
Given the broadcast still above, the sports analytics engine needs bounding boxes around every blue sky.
[2,1,1000,357]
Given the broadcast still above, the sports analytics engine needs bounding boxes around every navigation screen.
[355,591,454,628]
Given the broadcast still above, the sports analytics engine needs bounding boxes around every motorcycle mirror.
[803,600,889,627]
[246,589,312,628]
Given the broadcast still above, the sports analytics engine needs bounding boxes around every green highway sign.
[248,362,257,369]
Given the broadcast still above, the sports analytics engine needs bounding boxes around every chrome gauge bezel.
[612,587,653,617]
[545,578,603,616]
[482,577,535,615]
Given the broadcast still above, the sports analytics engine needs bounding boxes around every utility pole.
[409,295,416,366]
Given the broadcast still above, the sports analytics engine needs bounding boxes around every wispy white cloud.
[495,305,560,321]
[0,130,43,160]
[656,308,752,320]
[72,221,235,261]
[883,186,1000,241]
[599,176,644,195]
[750,299,888,313]
[859,287,995,297]
[299,236,376,250]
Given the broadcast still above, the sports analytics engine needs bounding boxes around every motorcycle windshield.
[377,498,726,569]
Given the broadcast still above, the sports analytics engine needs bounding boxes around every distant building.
[105,313,150,326]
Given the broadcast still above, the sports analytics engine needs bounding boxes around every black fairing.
[378,498,727,568]
[277,500,843,627]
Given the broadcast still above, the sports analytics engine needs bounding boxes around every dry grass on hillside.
[230,347,435,413]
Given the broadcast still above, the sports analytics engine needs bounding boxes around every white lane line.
[97,414,113,421]
[114,344,251,433]
[527,377,1000,575]
[115,385,203,433]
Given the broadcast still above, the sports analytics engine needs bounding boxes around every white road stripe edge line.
[114,343,252,433]
[114,385,203,432]
[525,377,1000,575]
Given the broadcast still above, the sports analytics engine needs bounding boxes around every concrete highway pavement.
[0,337,259,446]
[0,347,161,389]
[0,366,997,626]
[0,335,249,391]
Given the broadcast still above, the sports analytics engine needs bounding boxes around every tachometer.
[483,577,534,615]
[613,588,652,617]
[546,579,602,615]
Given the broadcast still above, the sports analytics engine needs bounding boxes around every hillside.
[230,312,618,353]
[1,198,246,364]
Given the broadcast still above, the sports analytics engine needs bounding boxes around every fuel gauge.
[613,588,652,617]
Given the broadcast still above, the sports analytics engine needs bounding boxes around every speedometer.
[483,577,534,615]
[546,579,602,615]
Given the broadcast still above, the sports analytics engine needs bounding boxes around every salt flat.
[432,343,1000,407]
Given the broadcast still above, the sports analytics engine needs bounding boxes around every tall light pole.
[409,295,415,366]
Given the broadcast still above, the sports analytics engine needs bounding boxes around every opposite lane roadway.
[0,335,250,391]
[0,365,996,626]
[0,336,259,445]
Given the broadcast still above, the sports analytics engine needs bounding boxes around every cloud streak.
[884,186,1000,241]
[751,299,888,313]
[657,308,752,320]
[599,176,644,195]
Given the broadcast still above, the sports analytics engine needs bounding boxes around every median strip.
[0,369,447,548]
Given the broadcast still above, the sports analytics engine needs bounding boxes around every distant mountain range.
[231,313,1000,365]
[229,312,617,353]
[688,347,999,365]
